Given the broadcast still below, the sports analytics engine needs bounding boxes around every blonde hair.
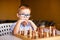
[17,4,31,13]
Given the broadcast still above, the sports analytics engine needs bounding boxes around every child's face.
[17,8,31,20]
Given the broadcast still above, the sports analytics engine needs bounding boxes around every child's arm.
[28,20,37,31]
[13,20,24,35]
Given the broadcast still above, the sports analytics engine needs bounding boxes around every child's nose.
[24,16,27,18]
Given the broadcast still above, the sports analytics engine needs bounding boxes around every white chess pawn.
[22,28,25,35]
[23,27,28,36]
[24,30,28,36]
[41,28,44,37]
[53,29,56,36]
[35,31,38,39]
[21,30,24,35]
[46,32,49,37]
[49,26,52,36]
[29,27,32,38]
[19,30,21,35]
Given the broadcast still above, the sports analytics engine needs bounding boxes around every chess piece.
[19,30,21,35]
[52,28,56,36]
[21,30,24,35]
[35,31,38,39]
[49,26,52,37]
[32,30,36,39]
[41,28,44,38]
[27,30,29,36]
[23,28,27,36]
[29,27,32,39]
[46,32,49,37]
[41,28,44,36]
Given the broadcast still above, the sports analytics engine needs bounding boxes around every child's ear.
[17,13,19,17]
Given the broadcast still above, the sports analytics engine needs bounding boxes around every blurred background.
[0,0,60,30]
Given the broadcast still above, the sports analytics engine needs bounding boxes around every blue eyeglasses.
[18,13,30,17]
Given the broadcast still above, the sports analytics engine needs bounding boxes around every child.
[10,4,37,35]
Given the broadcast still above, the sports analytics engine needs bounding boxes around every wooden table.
[14,34,60,40]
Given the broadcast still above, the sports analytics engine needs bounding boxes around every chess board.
[14,34,60,40]
[14,26,59,40]
[14,34,31,40]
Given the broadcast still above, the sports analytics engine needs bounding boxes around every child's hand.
[18,19,28,24]
[28,20,32,23]
[28,20,37,31]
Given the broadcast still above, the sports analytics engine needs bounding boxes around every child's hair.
[19,4,30,8]
[17,4,31,13]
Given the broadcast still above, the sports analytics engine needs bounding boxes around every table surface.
[0,34,60,40]
[36,36,60,40]
[14,34,60,40]
[0,35,22,40]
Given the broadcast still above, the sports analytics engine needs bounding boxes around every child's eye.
[25,14,30,16]
[18,14,21,15]
[20,13,25,15]
[20,15,25,17]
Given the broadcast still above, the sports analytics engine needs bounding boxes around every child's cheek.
[20,17,25,20]
[18,16,23,19]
